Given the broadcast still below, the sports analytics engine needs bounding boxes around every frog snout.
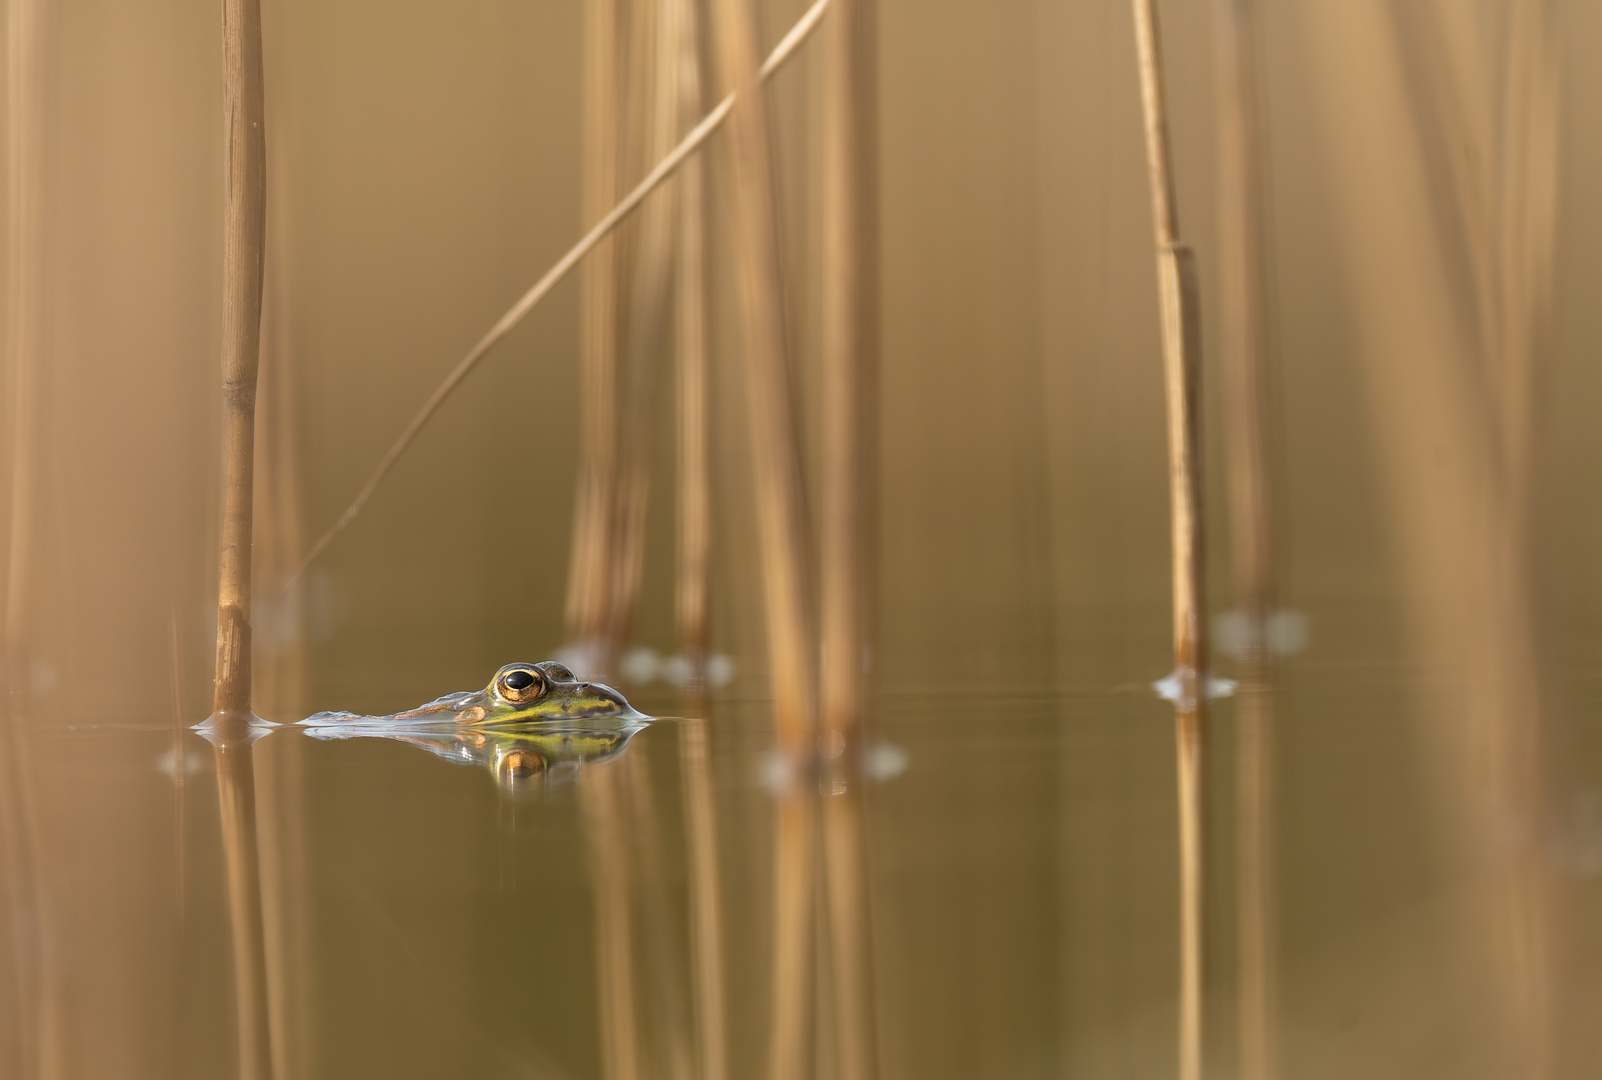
[582,683,630,710]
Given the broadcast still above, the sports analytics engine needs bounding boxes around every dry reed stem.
[1130,3,1209,1079]
[581,764,643,1080]
[1389,4,1559,1070]
[212,0,268,719]
[675,0,711,672]
[709,0,818,753]
[284,0,832,595]
[1212,1,1278,1076]
[819,0,877,749]
[1213,0,1274,640]
[210,731,276,1080]
[3,0,44,672]
[602,0,687,662]
[568,0,623,651]
[2,4,58,1070]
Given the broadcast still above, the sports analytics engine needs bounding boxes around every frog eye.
[498,667,545,704]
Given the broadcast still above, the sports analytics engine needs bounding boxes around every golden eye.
[499,750,545,783]
[499,667,545,704]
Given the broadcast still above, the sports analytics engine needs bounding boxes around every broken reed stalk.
[213,0,267,720]
[282,0,832,595]
[675,0,711,673]
[567,0,623,656]
[1212,1,1278,1077]
[1129,2,1208,1079]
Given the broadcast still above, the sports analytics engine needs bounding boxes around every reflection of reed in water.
[677,705,729,1080]
[1128,0,1210,1077]
[203,728,276,1080]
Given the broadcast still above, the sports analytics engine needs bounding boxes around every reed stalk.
[284,0,832,594]
[819,0,877,751]
[1388,3,1559,1070]
[212,0,268,721]
[602,0,686,662]
[708,0,816,754]
[707,0,821,1071]
[567,0,623,662]
[1,2,56,1072]
[819,2,881,1076]
[1129,2,1209,1077]
[1212,1,1278,1076]
[3,0,43,676]
[674,0,711,674]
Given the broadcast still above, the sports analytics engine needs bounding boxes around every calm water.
[6,619,1601,1078]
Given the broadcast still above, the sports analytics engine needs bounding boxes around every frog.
[300,660,647,727]
[298,661,649,789]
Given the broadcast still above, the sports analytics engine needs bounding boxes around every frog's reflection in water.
[299,714,649,791]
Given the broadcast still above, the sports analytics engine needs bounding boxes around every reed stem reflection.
[678,704,729,1080]
[205,726,277,1080]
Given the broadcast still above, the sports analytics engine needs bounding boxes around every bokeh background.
[3,0,1602,1077]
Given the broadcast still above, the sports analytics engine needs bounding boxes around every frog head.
[301,660,647,728]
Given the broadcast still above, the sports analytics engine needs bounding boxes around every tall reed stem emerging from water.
[820,1,881,1077]
[820,0,877,750]
[1213,0,1278,1077]
[1130,1,1208,1078]
[213,0,267,719]
[568,0,622,663]
[708,0,817,753]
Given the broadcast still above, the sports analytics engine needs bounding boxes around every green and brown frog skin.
[299,661,648,788]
